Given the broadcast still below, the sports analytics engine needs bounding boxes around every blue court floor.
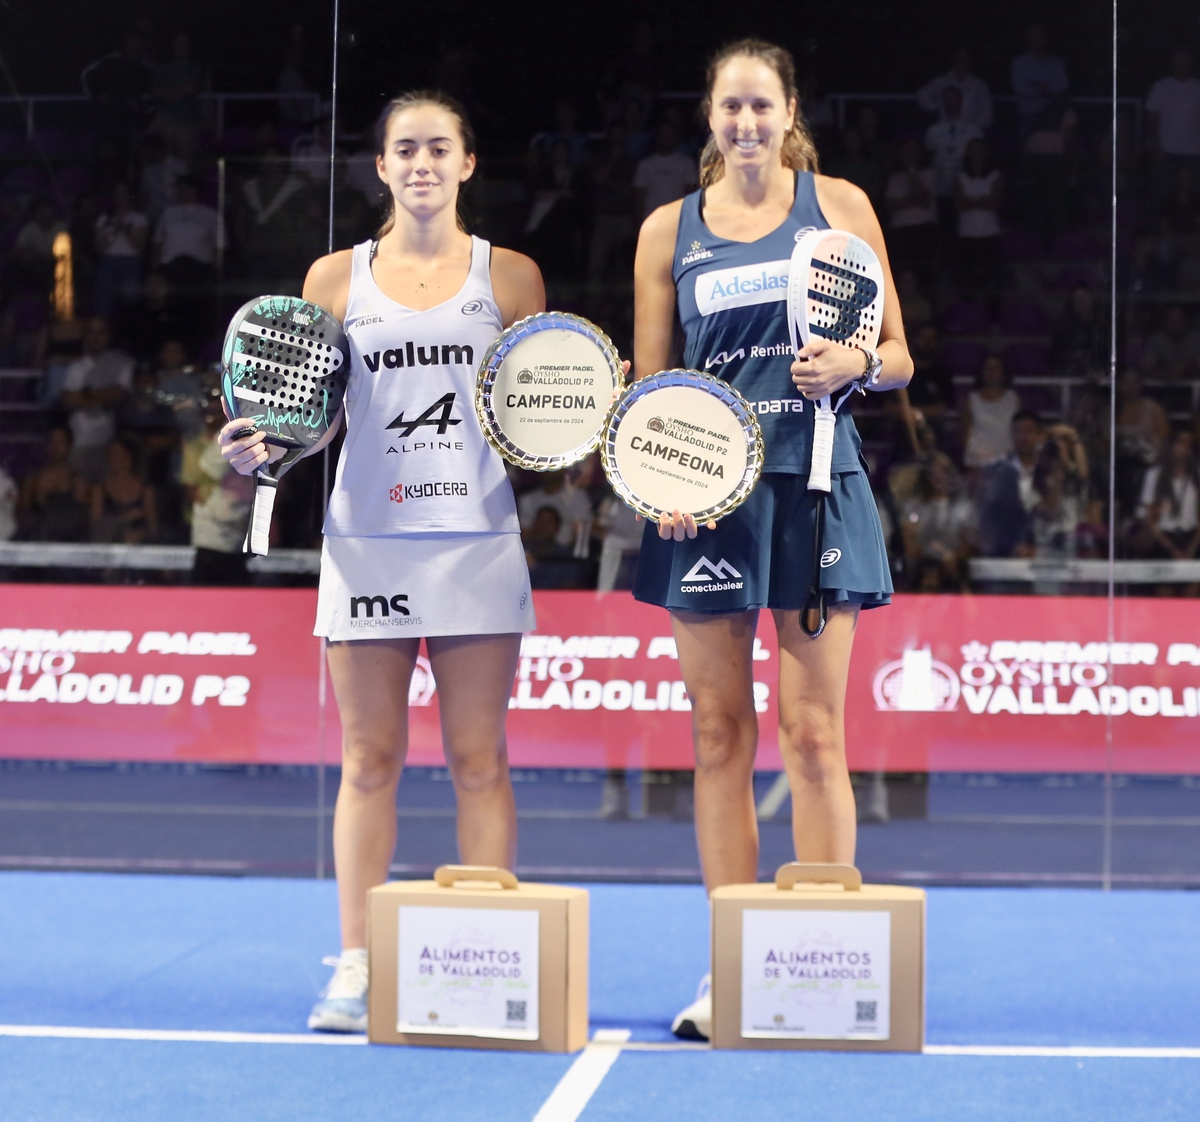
[1,873,1198,1120]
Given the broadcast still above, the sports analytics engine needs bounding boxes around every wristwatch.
[851,345,883,394]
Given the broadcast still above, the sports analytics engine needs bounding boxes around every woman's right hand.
[650,510,716,540]
[217,420,282,475]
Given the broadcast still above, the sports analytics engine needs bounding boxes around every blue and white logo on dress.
[820,548,842,568]
[693,260,789,317]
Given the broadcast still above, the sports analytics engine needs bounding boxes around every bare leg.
[670,609,760,893]
[428,632,522,871]
[772,604,859,865]
[326,638,418,950]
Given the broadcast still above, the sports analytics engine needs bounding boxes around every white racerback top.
[323,235,519,536]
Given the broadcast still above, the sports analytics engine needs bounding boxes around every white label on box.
[740,909,890,1040]
[396,905,539,1040]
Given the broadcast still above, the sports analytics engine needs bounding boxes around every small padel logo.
[461,299,483,315]
[820,548,842,568]
[681,240,714,266]
[873,648,960,712]
[646,416,665,433]
[291,310,313,326]
[389,484,404,503]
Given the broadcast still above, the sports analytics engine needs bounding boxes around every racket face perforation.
[792,230,884,353]
[221,295,349,454]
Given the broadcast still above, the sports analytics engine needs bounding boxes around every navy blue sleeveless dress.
[632,172,893,613]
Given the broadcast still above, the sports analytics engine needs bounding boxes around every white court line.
[925,1044,1200,1059]
[532,1030,630,1122]
[0,1024,366,1046]
[1,1024,1197,1061]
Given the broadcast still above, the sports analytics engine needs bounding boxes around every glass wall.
[0,1,1195,886]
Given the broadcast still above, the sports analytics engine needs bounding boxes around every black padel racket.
[221,295,348,555]
[787,229,884,637]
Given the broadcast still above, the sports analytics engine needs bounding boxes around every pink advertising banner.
[0,585,1196,773]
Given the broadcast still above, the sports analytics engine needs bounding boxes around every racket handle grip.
[244,473,278,556]
[808,406,835,494]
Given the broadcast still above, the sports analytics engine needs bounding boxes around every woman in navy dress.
[631,39,913,1039]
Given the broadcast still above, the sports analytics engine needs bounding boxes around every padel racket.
[787,228,884,636]
[221,295,348,555]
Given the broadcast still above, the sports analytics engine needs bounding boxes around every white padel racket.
[787,228,885,636]
[221,295,349,556]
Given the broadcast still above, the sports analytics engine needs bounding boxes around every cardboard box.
[367,865,588,1052]
[711,863,925,1052]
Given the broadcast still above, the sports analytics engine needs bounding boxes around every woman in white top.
[963,353,1020,468]
[955,138,1003,296]
[218,90,546,1033]
[1134,429,1200,562]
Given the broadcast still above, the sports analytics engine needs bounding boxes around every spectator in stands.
[925,85,982,236]
[974,410,1045,557]
[0,462,16,544]
[632,113,696,221]
[620,99,652,162]
[152,175,220,301]
[1021,98,1080,239]
[522,506,589,590]
[9,200,65,293]
[1146,49,1200,202]
[522,140,584,285]
[67,194,102,315]
[137,134,186,226]
[586,123,638,295]
[1129,429,1200,576]
[153,338,205,440]
[1030,423,1091,560]
[58,316,134,477]
[1114,367,1170,518]
[962,354,1020,469]
[899,451,974,591]
[905,323,955,442]
[1052,286,1108,377]
[93,182,148,320]
[884,140,937,283]
[826,126,885,208]
[954,139,1003,298]
[517,469,593,553]
[181,398,253,585]
[1010,23,1068,139]
[534,102,588,168]
[1163,165,1200,235]
[89,437,156,545]
[17,426,91,542]
[594,487,642,592]
[917,47,994,133]
[1143,304,1200,383]
[896,269,933,332]
[151,32,205,160]
[118,272,190,364]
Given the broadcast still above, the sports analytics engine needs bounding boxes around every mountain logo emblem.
[682,556,743,583]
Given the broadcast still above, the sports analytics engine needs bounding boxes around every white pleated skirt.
[314,531,535,640]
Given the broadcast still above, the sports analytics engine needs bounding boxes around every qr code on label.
[506,1000,527,1023]
[855,1001,877,1023]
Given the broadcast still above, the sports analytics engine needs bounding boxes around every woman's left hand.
[791,339,864,401]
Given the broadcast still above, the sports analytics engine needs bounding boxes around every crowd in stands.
[0,21,1197,595]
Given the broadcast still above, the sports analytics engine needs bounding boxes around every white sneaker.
[307,948,368,1033]
[671,973,711,1041]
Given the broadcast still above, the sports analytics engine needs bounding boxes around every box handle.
[775,863,862,892]
[434,864,519,890]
